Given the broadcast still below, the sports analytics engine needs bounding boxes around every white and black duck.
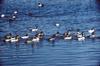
[63,31,72,40]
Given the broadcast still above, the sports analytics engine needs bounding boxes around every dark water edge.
[0,0,100,66]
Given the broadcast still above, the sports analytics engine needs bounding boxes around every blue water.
[0,0,100,66]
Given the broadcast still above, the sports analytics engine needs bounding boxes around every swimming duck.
[88,28,96,38]
[77,32,85,41]
[10,37,18,42]
[64,31,72,40]
[13,11,18,14]
[37,31,44,39]
[38,2,44,7]
[55,23,60,27]
[48,34,55,42]
[1,14,5,18]
[12,15,16,19]
[90,32,96,38]
[10,35,20,43]
[77,32,82,38]
[31,28,38,32]
[55,32,61,37]
[32,36,40,42]
[9,15,16,21]
[4,37,11,42]
[4,33,12,42]
[21,34,29,39]
[88,28,95,34]
[25,38,33,44]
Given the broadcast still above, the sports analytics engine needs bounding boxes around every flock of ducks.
[3,31,44,43]
[0,2,44,21]
[0,10,18,21]
[1,27,99,44]
[0,3,99,44]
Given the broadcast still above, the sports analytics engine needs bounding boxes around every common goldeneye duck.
[77,32,82,37]
[55,32,60,37]
[48,35,55,41]
[90,32,96,38]
[37,31,44,39]
[64,32,72,40]
[55,23,60,27]
[10,37,19,42]
[13,11,18,14]
[48,37,55,41]
[4,34,12,42]
[32,36,40,42]
[88,28,95,34]
[38,2,44,7]
[29,27,38,32]
[12,15,16,19]
[77,32,85,41]
[8,15,16,21]
[21,34,29,39]
[1,14,5,18]
[32,28,38,32]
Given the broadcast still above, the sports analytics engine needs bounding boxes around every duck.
[26,36,40,43]
[4,38,10,42]
[8,15,16,21]
[50,31,62,39]
[88,28,96,38]
[0,14,5,18]
[64,31,72,40]
[21,34,29,39]
[25,38,33,44]
[37,31,44,39]
[30,25,39,32]
[48,34,55,42]
[88,28,95,34]
[55,32,61,37]
[4,37,11,42]
[4,33,12,42]
[55,23,60,27]
[77,32,85,41]
[10,37,18,42]
[77,32,82,38]
[13,11,18,14]
[12,15,16,19]
[10,35,20,43]
[31,28,38,32]
[32,36,40,42]
[38,2,44,7]
[89,32,96,38]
